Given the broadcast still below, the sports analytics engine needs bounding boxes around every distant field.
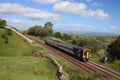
[0,57,57,80]
[0,28,32,56]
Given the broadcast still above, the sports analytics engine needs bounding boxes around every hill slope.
[0,28,32,56]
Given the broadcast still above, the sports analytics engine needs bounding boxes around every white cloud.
[53,1,110,20]
[0,3,61,20]
[54,24,96,32]
[54,1,87,13]
[103,26,120,34]
[10,19,22,23]
[69,24,96,31]
[33,0,60,4]
[109,26,120,32]
[91,2,102,6]
[89,9,110,20]
[6,19,30,30]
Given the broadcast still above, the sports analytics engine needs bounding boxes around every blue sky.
[0,0,120,34]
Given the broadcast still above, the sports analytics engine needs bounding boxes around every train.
[45,38,91,62]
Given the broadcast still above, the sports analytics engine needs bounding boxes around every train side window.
[73,48,79,53]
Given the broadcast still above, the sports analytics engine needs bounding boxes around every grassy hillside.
[0,28,32,56]
[0,57,57,80]
[0,28,58,80]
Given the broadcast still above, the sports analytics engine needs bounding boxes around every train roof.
[59,41,85,50]
[45,38,85,50]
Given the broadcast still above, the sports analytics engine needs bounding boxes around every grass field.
[0,57,57,80]
[0,28,32,56]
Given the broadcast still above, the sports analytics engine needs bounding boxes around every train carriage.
[45,38,91,62]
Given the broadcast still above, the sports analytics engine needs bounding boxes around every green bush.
[1,33,7,38]
[1,31,9,43]
[6,29,12,35]
[0,19,6,28]
[4,37,9,43]
[1,33,9,43]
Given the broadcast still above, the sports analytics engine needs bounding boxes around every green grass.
[0,28,32,56]
[105,60,120,72]
[0,57,57,80]
[91,53,120,73]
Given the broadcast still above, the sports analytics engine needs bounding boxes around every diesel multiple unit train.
[45,38,91,62]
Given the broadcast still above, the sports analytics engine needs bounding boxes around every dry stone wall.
[46,55,68,80]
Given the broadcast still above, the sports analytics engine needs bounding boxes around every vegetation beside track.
[105,60,120,72]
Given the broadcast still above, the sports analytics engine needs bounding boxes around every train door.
[84,50,91,61]
[73,48,78,55]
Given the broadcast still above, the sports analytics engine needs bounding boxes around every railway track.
[29,37,120,80]
[87,61,120,79]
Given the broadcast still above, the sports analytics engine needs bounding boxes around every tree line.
[27,22,73,40]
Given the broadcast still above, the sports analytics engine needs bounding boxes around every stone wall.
[46,55,68,80]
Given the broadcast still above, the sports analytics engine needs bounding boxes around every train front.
[82,49,91,62]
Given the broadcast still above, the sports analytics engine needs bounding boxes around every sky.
[0,0,120,34]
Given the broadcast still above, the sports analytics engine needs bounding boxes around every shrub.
[1,33,7,38]
[5,37,9,43]
[6,29,12,35]
[0,19,7,28]
[107,36,120,61]
[1,32,9,43]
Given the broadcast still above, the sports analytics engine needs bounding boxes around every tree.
[0,19,7,28]
[35,26,42,36]
[72,39,77,45]
[62,33,72,41]
[54,32,61,38]
[44,22,53,29]
[27,24,53,37]
[44,22,53,36]
[27,25,41,35]
[107,36,120,61]
[73,36,102,54]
